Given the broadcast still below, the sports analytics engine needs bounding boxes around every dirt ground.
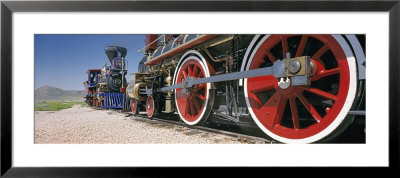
[34,105,244,144]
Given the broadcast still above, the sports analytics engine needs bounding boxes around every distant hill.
[35,85,85,103]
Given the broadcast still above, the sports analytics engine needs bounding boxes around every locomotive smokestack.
[145,35,158,52]
[104,46,127,64]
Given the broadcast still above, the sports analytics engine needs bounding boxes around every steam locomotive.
[83,46,129,109]
[125,34,365,144]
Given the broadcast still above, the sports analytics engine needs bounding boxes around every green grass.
[34,101,86,111]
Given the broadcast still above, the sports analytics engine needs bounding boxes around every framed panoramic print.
[1,0,399,177]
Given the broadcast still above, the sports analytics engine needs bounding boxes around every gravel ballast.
[34,105,244,144]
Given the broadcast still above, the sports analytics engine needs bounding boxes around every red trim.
[144,35,220,65]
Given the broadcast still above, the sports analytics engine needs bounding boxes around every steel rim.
[175,57,209,124]
[146,96,154,117]
[244,35,354,141]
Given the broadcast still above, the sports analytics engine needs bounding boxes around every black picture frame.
[1,0,399,177]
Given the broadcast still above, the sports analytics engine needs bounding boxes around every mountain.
[35,85,85,103]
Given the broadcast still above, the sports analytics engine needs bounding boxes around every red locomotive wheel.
[131,99,138,115]
[174,52,214,125]
[146,96,155,118]
[244,35,359,143]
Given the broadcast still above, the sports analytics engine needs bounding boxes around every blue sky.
[35,34,146,90]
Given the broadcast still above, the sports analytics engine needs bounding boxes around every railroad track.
[133,114,273,144]
[96,107,364,144]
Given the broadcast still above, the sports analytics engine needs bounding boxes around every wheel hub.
[288,60,301,74]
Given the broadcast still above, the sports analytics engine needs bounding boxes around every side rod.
[159,56,311,92]
[160,62,278,92]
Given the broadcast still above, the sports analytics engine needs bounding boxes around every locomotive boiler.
[125,34,366,143]
[83,46,129,109]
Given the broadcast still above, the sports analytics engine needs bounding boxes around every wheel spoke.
[192,97,201,112]
[184,97,190,116]
[196,94,206,101]
[195,83,206,91]
[306,87,338,101]
[197,70,204,78]
[182,70,188,79]
[247,76,276,94]
[281,36,289,58]
[265,50,276,63]
[273,95,287,129]
[248,92,263,108]
[192,65,199,77]
[289,96,300,130]
[319,67,341,78]
[189,99,197,116]
[311,44,329,60]
[258,92,283,128]
[295,35,309,57]
[296,92,322,123]
[188,65,193,77]
[253,55,266,68]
